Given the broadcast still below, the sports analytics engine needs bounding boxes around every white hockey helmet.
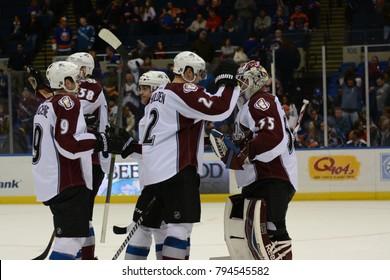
[46,61,80,93]
[139,71,170,91]
[66,52,95,76]
[236,60,269,99]
[173,51,206,82]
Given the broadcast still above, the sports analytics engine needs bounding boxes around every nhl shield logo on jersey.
[254,98,270,111]
[58,95,75,110]
[183,83,198,93]
[174,211,181,220]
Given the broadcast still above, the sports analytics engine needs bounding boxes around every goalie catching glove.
[210,129,250,170]
[214,59,239,88]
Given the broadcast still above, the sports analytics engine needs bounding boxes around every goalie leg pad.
[224,194,254,259]
[225,196,292,260]
[245,198,292,260]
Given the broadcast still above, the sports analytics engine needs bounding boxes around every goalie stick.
[32,230,55,260]
[112,197,156,260]
[98,28,129,243]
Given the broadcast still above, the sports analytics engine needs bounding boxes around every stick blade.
[98,28,122,50]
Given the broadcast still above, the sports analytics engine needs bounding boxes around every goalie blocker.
[224,194,292,260]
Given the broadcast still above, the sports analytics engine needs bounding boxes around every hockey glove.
[95,131,126,158]
[105,125,137,158]
[214,59,239,88]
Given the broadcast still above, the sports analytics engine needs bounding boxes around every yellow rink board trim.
[2,192,390,204]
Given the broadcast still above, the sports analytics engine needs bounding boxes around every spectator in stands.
[102,63,119,99]
[376,115,390,146]
[141,56,157,73]
[87,5,106,51]
[72,0,93,22]
[17,87,41,144]
[10,15,25,42]
[122,72,141,125]
[234,0,257,32]
[380,0,390,41]
[309,87,335,117]
[186,13,207,42]
[105,46,121,65]
[205,8,222,33]
[373,74,390,121]
[253,7,272,39]
[24,11,43,54]
[344,129,367,147]
[107,0,124,31]
[328,107,352,139]
[141,0,157,34]
[233,46,249,65]
[89,50,102,81]
[40,0,56,27]
[173,8,187,33]
[222,14,239,34]
[52,17,73,56]
[275,37,301,95]
[130,39,149,59]
[281,95,298,127]
[0,69,8,100]
[243,33,258,56]
[220,38,236,60]
[153,41,166,59]
[74,17,95,52]
[301,120,321,148]
[166,1,179,17]
[122,104,136,138]
[7,43,32,95]
[319,121,346,147]
[307,0,321,30]
[191,30,215,63]
[27,0,42,16]
[271,6,289,31]
[289,5,310,32]
[159,7,174,33]
[338,73,363,128]
[123,0,141,35]
[368,55,382,85]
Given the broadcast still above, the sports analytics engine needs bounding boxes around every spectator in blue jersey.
[52,17,73,56]
[74,17,95,52]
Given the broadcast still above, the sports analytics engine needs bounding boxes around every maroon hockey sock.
[82,245,95,260]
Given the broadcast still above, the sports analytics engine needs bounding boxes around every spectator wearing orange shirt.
[289,6,309,32]
[205,8,222,33]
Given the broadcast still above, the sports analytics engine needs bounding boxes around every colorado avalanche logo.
[183,83,198,93]
[254,97,270,111]
[58,95,75,110]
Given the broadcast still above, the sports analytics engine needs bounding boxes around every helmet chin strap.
[181,73,196,83]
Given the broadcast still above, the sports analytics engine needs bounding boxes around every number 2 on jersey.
[143,108,159,145]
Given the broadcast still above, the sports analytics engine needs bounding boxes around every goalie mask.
[173,51,206,83]
[139,71,170,92]
[66,52,95,79]
[236,60,269,102]
[46,61,80,93]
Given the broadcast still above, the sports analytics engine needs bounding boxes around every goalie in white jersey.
[122,51,240,259]
[212,61,297,260]
[66,52,111,259]
[31,61,124,260]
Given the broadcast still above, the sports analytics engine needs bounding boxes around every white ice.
[1,201,390,260]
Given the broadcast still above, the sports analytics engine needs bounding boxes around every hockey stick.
[98,28,129,243]
[293,99,309,138]
[113,224,128,235]
[112,197,156,260]
[32,230,55,260]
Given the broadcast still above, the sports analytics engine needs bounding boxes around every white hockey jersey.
[234,91,298,190]
[77,78,111,174]
[139,83,240,186]
[32,94,97,202]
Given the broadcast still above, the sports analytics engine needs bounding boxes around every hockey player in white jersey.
[212,60,297,260]
[122,51,240,260]
[66,52,110,259]
[116,71,171,260]
[31,61,124,260]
